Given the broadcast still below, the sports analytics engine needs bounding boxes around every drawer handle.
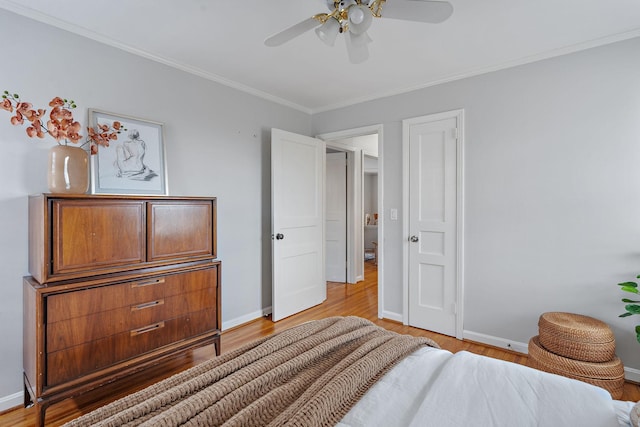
[131,278,165,288]
[131,299,165,312]
[131,321,165,336]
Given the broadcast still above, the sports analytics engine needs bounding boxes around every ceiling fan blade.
[345,31,370,64]
[381,0,453,24]
[264,17,323,47]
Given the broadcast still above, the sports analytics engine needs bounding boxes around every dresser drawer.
[46,308,216,386]
[47,267,217,323]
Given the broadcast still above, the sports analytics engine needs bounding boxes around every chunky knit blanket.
[63,316,439,427]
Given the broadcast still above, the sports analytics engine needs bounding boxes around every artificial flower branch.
[1,91,124,154]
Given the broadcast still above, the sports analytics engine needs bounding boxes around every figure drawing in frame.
[90,109,167,195]
[114,128,158,181]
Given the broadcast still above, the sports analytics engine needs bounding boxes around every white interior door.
[324,140,366,284]
[271,128,326,321]
[326,152,347,282]
[406,113,461,337]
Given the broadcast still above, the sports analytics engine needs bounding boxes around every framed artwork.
[89,109,168,195]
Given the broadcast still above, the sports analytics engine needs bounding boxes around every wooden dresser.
[23,194,221,426]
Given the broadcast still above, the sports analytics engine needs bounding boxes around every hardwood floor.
[2,261,639,425]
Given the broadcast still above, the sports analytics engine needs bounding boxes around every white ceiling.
[1,0,639,113]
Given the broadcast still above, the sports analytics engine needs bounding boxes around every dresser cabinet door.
[44,266,218,387]
[147,200,215,262]
[51,200,146,276]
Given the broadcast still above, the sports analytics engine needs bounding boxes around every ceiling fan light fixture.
[348,5,373,34]
[315,17,341,46]
[265,0,454,64]
[349,30,372,47]
[346,30,369,64]
[349,6,365,24]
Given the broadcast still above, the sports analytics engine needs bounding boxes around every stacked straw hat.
[528,312,624,399]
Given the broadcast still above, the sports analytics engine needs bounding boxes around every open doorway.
[326,149,348,283]
[363,157,378,269]
[318,125,383,318]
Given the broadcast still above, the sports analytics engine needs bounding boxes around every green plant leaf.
[622,298,640,303]
[619,281,638,288]
[635,325,640,334]
[625,304,640,314]
[620,312,634,318]
[621,286,640,294]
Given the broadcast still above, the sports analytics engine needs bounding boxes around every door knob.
[275,233,284,240]
[409,235,419,243]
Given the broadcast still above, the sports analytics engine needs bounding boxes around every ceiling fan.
[264,0,453,64]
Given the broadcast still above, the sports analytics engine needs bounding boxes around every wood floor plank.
[2,261,638,425]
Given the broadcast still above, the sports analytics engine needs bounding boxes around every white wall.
[364,173,378,218]
[312,37,640,374]
[364,155,379,173]
[344,134,379,158]
[364,172,379,253]
[0,9,311,410]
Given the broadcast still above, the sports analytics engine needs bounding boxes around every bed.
[62,316,637,427]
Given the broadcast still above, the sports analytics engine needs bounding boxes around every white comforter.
[339,347,634,427]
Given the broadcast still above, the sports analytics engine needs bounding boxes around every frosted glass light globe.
[348,5,372,34]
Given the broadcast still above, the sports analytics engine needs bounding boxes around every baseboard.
[0,391,22,413]
[222,307,271,331]
[625,366,640,383]
[463,330,529,355]
[380,310,403,323]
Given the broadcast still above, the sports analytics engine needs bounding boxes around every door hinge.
[452,128,459,140]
